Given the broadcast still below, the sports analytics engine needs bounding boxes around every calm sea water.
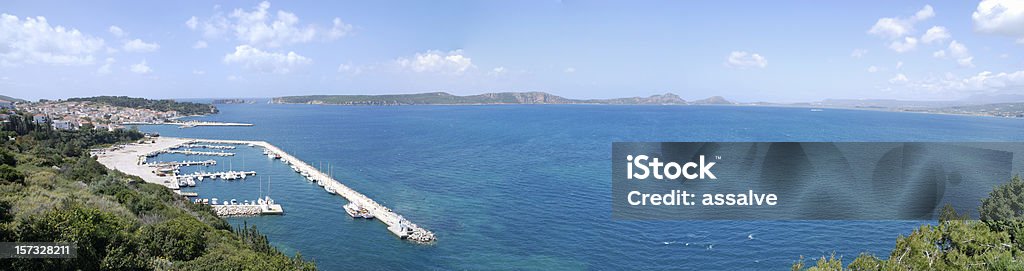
[138,104,1024,270]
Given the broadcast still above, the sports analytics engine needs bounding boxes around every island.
[271,91,734,106]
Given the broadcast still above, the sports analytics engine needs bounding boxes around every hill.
[0,95,27,103]
[66,96,218,115]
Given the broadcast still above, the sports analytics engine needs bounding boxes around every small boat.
[291,165,300,172]
[361,212,375,219]
[230,199,238,205]
[178,179,188,187]
[307,176,316,182]
[317,179,325,187]
[810,108,824,112]
[343,203,361,218]
[273,153,282,159]
[325,186,336,194]
[186,178,196,187]
[211,198,219,205]
[247,143,255,147]
[197,175,204,181]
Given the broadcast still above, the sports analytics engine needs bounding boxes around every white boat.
[317,179,325,187]
[178,179,188,187]
[291,165,299,172]
[343,203,361,218]
[230,199,238,205]
[247,143,255,147]
[325,186,336,194]
[197,175,204,181]
[307,176,315,182]
[810,108,824,112]
[186,178,196,187]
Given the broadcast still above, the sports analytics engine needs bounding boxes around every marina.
[94,136,435,243]
[192,138,437,243]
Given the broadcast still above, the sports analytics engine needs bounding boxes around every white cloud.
[337,63,362,75]
[868,5,934,39]
[97,58,115,75]
[193,40,208,49]
[223,44,311,74]
[867,66,880,73]
[130,60,152,74]
[123,39,160,53]
[948,40,974,67]
[921,26,951,44]
[894,70,1024,97]
[108,25,126,38]
[192,69,205,75]
[973,0,1024,39]
[0,13,105,65]
[187,1,348,48]
[395,49,475,74]
[564,67,576,73]
[724,51,767,69]
[328,18,353,40]
[491,66,507,75]
[896,61,904,69]
[186,16,199,30]
[889,73,909,84]
[850,48,868,58]
[888,37,918,53]
[933,50,947,58]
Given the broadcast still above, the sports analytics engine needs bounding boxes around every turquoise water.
[138,104,1024,270]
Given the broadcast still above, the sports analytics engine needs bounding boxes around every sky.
[2,1,1024,102]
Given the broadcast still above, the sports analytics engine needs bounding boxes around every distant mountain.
[273,92,723,106]
[691,96,733,105]
[0,94,27,103]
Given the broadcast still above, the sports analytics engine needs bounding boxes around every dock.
[194,138,437,243]
[175,170,256,180]
[145,159,217,167]
[180,144,236,150]
[163,150,235,156]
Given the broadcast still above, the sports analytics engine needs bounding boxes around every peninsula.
[271,91,734,106]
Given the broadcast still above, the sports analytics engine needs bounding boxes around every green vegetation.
[272,91,723,105]
[793,176,1024,270]
[66,96,218,116]
[0,111,315,270]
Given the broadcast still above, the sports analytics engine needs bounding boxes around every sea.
[136,103,1024,270]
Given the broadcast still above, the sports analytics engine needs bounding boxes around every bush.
[136,216,209,261]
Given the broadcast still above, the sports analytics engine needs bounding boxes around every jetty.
[146,159,217,168]
[173,121,253,128]
[181,144,236,150]
[175,170,256,180]
[163,150,235,156]
[194,138,437,243]
[199,197,284,216]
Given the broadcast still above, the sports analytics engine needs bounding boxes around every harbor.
[93,136,435,243]
[194,138,437,243]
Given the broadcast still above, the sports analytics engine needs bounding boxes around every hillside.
[272,92,727,105]
[66,96,218,115]
[0,112,315,270]
[0,95,27,103]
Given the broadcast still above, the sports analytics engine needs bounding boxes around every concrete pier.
[146,159,217,167]
[163,150,235,156]
[194,138,437,243]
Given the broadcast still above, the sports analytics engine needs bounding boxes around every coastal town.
[4,98,250,130]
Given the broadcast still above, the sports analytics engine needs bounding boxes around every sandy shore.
[94,136,191,189]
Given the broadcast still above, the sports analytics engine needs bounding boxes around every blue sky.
[2,1,1024,102]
